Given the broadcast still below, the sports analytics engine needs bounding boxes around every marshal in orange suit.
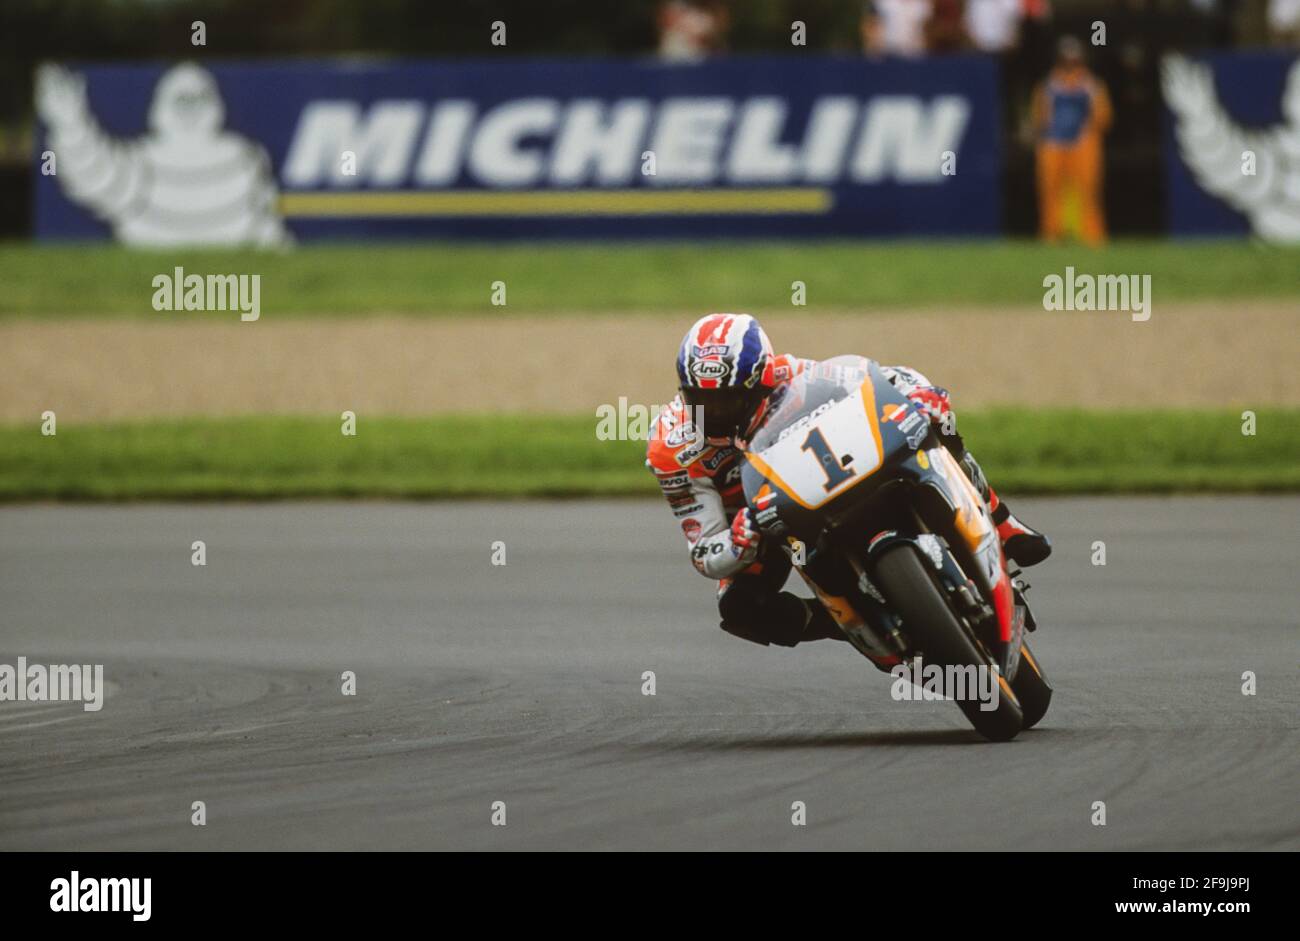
[1032,37,1113,245]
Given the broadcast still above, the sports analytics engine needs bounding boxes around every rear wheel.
[1011,640,1052,729]
[874,545,1023,742]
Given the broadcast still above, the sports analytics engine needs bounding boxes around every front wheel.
[874,545,1023,742]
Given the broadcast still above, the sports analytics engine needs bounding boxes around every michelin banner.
[35,56,1001,245]
[1162,51,1300,242]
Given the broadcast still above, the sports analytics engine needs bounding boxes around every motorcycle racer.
[646,312,1052,649]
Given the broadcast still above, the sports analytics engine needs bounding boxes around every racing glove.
[729,507,761,566]
[907,387,952,426]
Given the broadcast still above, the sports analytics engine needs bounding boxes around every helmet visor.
[681,384,765,441]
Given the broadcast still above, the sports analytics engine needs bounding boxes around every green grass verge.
[3,240,1299,317]
[1,410,1295,501]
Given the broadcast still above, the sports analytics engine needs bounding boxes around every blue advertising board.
[1163,51,1300,241]
[34,55,1002,244]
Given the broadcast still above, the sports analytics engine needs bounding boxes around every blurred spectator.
[657,1,729,62]
[1031,36,1112,245]
[1017,0,1053,71]
[861,0,933,57]
[1269,0,1300,45]
[927,0,968,53]
[1188,0,1233,46]
[966,0,1022,53]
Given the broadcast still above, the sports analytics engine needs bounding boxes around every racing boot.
[991,497,1053,567]
[959,450,1052,567]
[719,577,846,647]
[788,594,847,643]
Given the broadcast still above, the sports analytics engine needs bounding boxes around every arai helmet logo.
[691,359,730,381]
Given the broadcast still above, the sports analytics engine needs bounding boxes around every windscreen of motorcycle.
[746,355,885,510]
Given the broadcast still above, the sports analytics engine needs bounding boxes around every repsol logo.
[282,95,970,189]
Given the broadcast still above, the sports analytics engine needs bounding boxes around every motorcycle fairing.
[743,376,886,511]
[742,357,1022,677]
[742,359,918,543]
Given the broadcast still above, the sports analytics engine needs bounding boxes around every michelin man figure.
[37,61,290,247]
[1163,54,1300,243]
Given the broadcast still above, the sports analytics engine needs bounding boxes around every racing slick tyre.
[874,545,1024,742]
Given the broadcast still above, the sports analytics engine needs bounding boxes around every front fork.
[794,540,906,669]
[792,446,1025,675]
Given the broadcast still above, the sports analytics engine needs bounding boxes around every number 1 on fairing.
[800,427,855,492]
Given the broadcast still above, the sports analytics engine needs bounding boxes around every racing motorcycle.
[741,355,1052,741]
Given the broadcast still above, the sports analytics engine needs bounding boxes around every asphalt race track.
[1,497,1296,850]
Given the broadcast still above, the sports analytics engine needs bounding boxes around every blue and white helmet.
[676,313,776,441]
